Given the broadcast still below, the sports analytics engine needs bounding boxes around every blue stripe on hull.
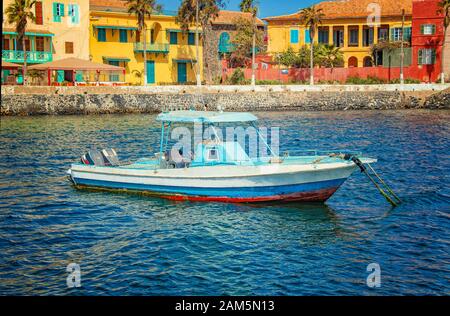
[72,177,347,198]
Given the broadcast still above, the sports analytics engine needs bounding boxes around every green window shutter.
[57,70,64,83]
[75,71,83,82]
[75,5,80,23]
[421,25,424,35]
[69,4,79,24]
[290,29,299,44]
[170,32,178,44]
[305,29,311,44]
[60,3,65,16]
[432,25,436,35]
[418,49,423,65]
[98,28,106,42]
[403,27,411,41]
[390,29,394,41]
[119,29,127,43]
[431,49,436,64]
[188,33,195,45]
[68,4,73,21]
[53,3,60,22]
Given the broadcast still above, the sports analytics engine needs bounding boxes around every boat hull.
[69,162,357,203]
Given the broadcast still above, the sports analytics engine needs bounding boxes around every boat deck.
[73,155,373,171]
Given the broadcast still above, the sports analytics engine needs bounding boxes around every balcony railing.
[2,50,53,64]
[134,43,169,53]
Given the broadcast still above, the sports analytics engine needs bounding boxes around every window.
[188,32,195,45]
[65,42,74,54]
[349,28,359,46]
[403,27,412,41]
[35,2,43,25]
[418,48,436,65]
[378,28,389,41]
[3,37,10,50]
[68,4,80,24]
[53,3,65,22]
[318,29,329,44]
[304,29,311,44]
[363,28,374,46]
[170,32,178,44]
[119,29,128,43]
[290,29,299,44]
[36,37,44,52]
[97,28,106,42]
[391,27,411,42]
[333,29,344,47]
[109,61,120,82]
[391,28,403,41]
[18,40,30,51]
[421,24,436,35]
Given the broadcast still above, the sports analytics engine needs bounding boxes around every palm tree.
[177,0,224,84]
[438,0,450,83]
[5,0,36,86]
[124,0,162,86]
[317,44,344,69]
[299,5,324,85]
[240,0,258,86]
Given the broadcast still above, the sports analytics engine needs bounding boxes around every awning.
[157,111,259,123]
[28,57,125,71]
[166,29,202,34]
[94,25,137,30]
[173,58,197,63]
[1,61,21,69]
[2,28,54,37]
[103,57,131,62]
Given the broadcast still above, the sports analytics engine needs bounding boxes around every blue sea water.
[0,110,449,296]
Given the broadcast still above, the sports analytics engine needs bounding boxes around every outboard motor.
[81,149,105,166]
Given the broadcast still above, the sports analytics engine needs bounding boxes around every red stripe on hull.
[163,187,340,203]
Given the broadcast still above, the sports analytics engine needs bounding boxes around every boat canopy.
[157,111,258,123]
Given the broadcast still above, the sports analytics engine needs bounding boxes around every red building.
[410,0,447,82]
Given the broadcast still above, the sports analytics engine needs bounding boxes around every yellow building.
[2,0,90,64]
[264,0,413,68]
[89,0,203,85]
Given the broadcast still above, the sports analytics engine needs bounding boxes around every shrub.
[346,76,386,84]
[228,68,248,85]
[390,78,421,84]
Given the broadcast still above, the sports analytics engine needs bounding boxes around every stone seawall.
[1,85,449,115]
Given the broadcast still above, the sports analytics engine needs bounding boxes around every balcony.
[2,50,53,64]
[134,43,169,54]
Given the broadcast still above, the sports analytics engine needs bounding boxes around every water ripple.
[0,110,449,295]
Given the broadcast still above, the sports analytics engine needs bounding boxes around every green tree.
[239,0,258,85]
[438,0,450,83]
[299,5,324,85]
[124,0,162,86]
[230,17,264,68]
[316,44,344,69]
[5,0,36,85]
[177,0,225,84]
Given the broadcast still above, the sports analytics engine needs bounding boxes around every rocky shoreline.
[1,85,449,115]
